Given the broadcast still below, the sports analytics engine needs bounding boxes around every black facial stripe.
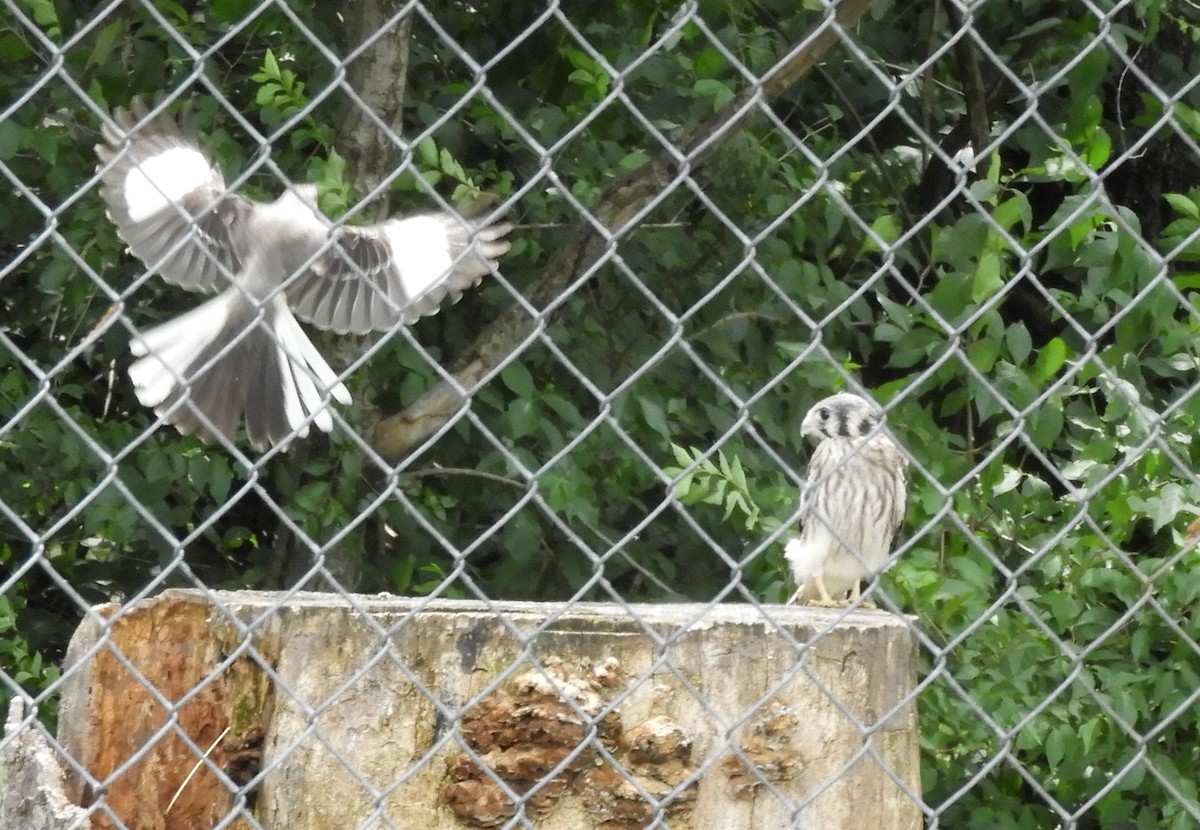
[826,405,877,439]
[836,409,852,437]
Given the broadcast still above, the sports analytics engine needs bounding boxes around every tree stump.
[49,589,920,829]
[1,699,92,830]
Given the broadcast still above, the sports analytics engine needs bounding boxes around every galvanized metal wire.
[4,0,1200,828]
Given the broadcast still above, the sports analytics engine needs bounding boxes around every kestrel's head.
[800,392,884,441]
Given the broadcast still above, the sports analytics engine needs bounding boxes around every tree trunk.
[266,1,416,593]
[338,0,413,204]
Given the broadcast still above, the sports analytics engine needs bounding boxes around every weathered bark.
[338,0,413,203]
[56,588,920,829]
[1,699,91,830]
[371,0,880,458]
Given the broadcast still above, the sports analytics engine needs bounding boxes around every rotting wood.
[51,589,920,829]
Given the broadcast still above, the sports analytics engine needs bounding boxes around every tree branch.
[372,0,878,458]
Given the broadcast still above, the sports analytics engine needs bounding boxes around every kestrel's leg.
[788,573,852,607]
[786,576,827,605]
[814,573,834,603]
[803,573,848,607]
[850,579,878,609]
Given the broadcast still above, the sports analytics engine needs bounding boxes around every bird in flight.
[785,392,909,606]
[95,99,512,449]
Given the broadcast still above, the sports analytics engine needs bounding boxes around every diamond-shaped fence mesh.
[4,0,1200,827]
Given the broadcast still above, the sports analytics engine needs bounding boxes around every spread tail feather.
[129,291,351,448]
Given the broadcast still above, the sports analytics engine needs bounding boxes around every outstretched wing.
[95,99,249,293]
[285,209,513,335]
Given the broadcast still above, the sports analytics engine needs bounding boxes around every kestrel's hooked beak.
[800,407,823,437]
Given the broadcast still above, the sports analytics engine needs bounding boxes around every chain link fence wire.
[4,0,1200,827]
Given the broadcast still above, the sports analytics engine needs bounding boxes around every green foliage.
[251,49,311,126]
[0,589,59,707]
[5,0,1200,825]
[666,443,773,533]
[414,136,484,204]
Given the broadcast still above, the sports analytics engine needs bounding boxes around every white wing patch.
[123,146,215,223]
[383,215,454,300]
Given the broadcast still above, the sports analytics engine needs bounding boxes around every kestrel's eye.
[818,407,830,420]
[859,418,873,436]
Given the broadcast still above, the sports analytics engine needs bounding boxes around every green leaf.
[1005,323,1032,364]
[971,249,1004,302]
[1029,404,1064,445]
[1141,482,1185,531]
[1031,337,1069,383]
[255,83,283,106]
[1084,128,1112,169]
[670,443,694,468]
[210,0,257,22]
[993,192,1032,234]
[0,31,32,61]
[293,482,330,513]
[875,293,913,330]
[729,454,748,493]
[618,150,650,172]
[967,337,1000,372]
[692,78,733,110]
[501,512,544,567]
[568,68,596,87]
[500,361,535,398]
[861,213,901,253]
[439,148,465,180]
[416,136,439,167]
[968,179,1002,203]
[85,20,126,70]
[724,489,751,522]
[639,397,671,439]
[23,0,59,29]
[1174,101,1200,138]
[208,460,233,504]
[505,399,540,439]
[1164,192,1199,219]
[1044,725,1073,771]
[561,47,596,72]
[262,48,280,80]
[0,121,23,161]
[391,555,417,593]
[672,473,693,501]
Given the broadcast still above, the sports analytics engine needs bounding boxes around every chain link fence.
[4,0,1200,827]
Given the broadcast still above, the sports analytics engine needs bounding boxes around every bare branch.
[372,0,878,457]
